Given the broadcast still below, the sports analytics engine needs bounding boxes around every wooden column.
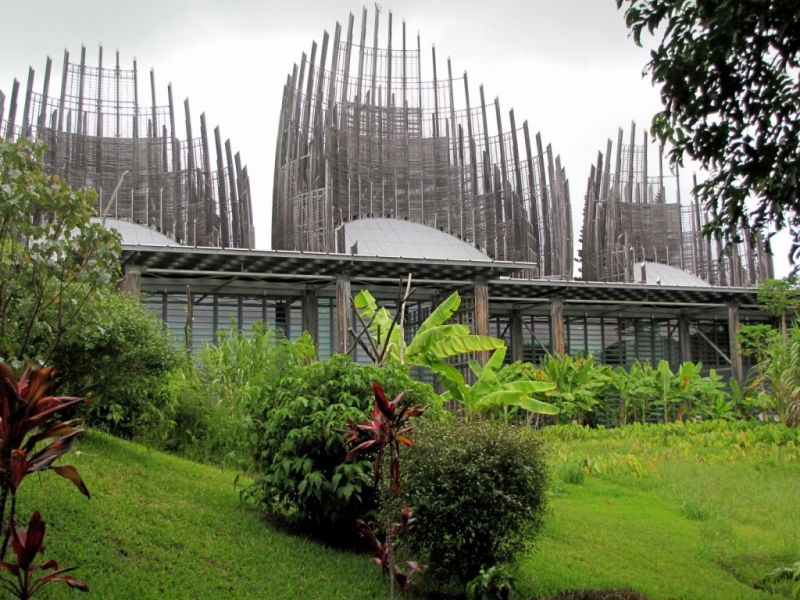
[336,274,351,354]
[474,278,490,364]
[302,288,318,344]
[550,297,565,355]
[124,265,143,296]
[679,314,692,363]
[727,302,743,383]
[510,310,524,362]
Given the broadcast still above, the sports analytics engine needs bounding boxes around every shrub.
[49,291,181,439]
[158,325,315,465]
[244,355,437,536]
[403,420,549,587]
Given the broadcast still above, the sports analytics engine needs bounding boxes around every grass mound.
[16,431,384,599]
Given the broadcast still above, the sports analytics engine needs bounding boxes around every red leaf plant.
[357,506,422,598]
[341,382,426,599]
[0,510,88,599]
[340,381,425,494]
[0,363,91,558]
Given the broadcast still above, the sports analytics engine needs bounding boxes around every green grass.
[16,431,385,599]
[14,422,800,599]
[521,422,800,599]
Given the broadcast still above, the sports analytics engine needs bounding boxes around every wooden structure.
[0,46,254,249]
[273,8,572,278]
[580,123,773,286]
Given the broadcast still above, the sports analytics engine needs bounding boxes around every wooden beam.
[727,302,743,383]
[336,274,351,354]
[679,314,692,363]
[303,288,318,344]
[550,297,565,355]
[510,310,524,362]
[124,265,143,296]
[475,277,490,365]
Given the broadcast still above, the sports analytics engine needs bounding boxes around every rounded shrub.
[244,354,436,537]
[403,420,549,587]
[50,291,181,439]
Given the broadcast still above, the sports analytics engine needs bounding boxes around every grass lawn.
[16,431,385,599]
[13,422,800,599]
[521,422,800,599]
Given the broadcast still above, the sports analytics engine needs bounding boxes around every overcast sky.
[0,0,791,276]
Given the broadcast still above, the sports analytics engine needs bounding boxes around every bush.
[159,325,315,465]
[49,291,181,438]
[403,420,549,587]
[244,354,437,537]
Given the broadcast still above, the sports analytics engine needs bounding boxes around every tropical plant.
[341,381,427,599]
[160,326,316,465]
[432,347,557,422]
[609,362,656,426]
[651,359,677,423]
[466,565,516,600]
[739,323,800,426]
[0,137,121,367]
[758,277,800,340]
[243,355,435,535]
[0,363,91,558]
[403,420,548,590]
[0,510,88,599]
[531,353,611,425]
[674,361,726,420]
[352,288,503,369]
[763,559,800,599]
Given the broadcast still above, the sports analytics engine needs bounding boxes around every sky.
[0,0,791,277]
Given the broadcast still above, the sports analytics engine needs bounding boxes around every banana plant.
[432,347,558,422]
[653,359,677,423]
[532,353,611,425]
[352,289,504,368]
[609,361,655,426]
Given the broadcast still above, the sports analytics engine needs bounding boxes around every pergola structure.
[0,46,254,249]
[122,243,766,383]
[273,7,573,277]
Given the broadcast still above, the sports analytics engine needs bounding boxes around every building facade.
[0,46,254,249]
[580,123,773,285]
[273,8,573,277]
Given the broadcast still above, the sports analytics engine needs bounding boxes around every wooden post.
[510,310,524,362]
[679,314,692,363]
[474,277,490,365]
[550,297,565,355]
[727,302,743,383]
[336,274,351,354]
[124,265,143,296]
[302,288,318,344]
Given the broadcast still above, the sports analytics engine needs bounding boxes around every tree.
[617,0,800,265]
[757,276,800,339]
[0,138,121,366]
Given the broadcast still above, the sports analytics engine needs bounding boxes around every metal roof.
[96,218,176,246]
[343,218,490,261]
[121,245,521,281]
[121,245,760,309]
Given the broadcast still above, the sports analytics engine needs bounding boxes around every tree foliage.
[617,0,800,263]
[0,138,121,365]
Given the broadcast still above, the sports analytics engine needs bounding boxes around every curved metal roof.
[343,218,489,261]
[94,218,176,247]
[632,262,711,287]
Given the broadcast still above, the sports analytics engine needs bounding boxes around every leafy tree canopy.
[617,0,800,265]
[0,137,121,365]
